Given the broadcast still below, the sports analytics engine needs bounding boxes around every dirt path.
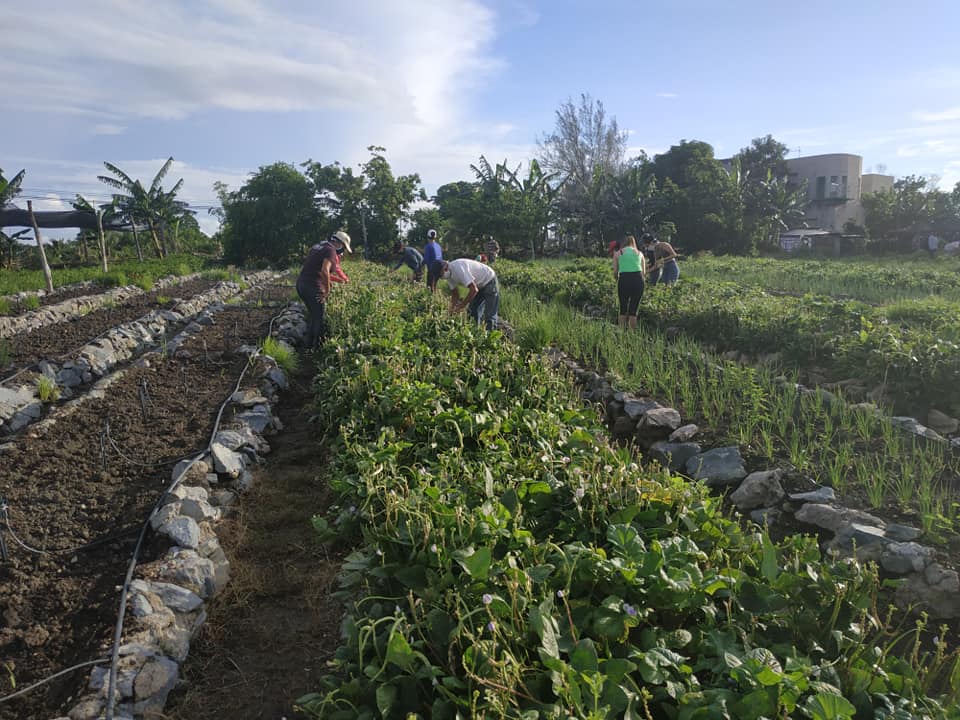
[165,361,342,720]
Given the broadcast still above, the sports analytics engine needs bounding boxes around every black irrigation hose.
[0,658,109,706]
[103,300,292,720]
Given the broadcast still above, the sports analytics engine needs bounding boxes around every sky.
[2,0,960,237]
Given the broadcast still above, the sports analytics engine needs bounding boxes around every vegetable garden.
[293,267,959,719]
[1,253,959,719]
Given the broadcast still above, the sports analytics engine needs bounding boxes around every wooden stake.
[27,200,54,293]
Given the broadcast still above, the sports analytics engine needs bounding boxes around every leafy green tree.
[219,162,320,265]
[735,134,790,183]
[650,140,739,252]
[404,206,442,247]
[305,146,423,259]
[0,168,29,270]
[862,175,931,239]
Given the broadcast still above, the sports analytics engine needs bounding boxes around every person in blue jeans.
[642,234,680,285]
[423,229,443,291]
[435,258,499,330]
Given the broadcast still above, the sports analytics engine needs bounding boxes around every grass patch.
[100,270,128,288]
[260,336,298,374]
[36,375,60,402]
[0,339,11,367]
[0,297,11,315]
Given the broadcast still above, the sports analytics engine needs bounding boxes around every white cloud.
[0,0,501,132]
[913,107,960,123]
[93,124,126,136]
[656,92,678,99]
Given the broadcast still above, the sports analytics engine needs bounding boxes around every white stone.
[157,515,200,549]
[210,442,246,478]
[730,470,785,511]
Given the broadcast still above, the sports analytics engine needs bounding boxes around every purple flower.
[556,589,565,599]
[487,621,496,632]
[482,593,493,605]
[623,603,637,617]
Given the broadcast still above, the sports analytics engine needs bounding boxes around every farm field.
[0,276,221,376]
[0,255,211,314]
[2,259,959,719]
[681,254,960,304]
[495,256,960,421]
[290,271,959,718]
[0,272,294,719]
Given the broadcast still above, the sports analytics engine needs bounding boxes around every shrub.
[0,298,11,315]
[22,295,40,311]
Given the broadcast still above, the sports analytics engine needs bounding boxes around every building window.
[829,175,839,198]
[841,175,848,199]
[816,176,826,200]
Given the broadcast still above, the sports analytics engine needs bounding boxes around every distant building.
[785,153,893,232]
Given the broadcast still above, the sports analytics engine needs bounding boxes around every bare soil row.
[0,282,292,719]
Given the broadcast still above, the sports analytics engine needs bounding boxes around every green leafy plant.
[294,267,960,719]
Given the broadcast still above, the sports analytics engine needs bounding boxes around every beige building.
[785,154,894,231]
[861,173,895,196]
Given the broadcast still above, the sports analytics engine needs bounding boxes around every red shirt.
[297,242,338,294]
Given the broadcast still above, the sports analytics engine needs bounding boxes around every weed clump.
[261,336,298,374]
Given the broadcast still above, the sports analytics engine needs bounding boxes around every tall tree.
[538,94,627,252]
[98,157,186,258]
[650,140,739,252]
[735,135,790,183]
[305,146,423,258]
[219,162,319,265]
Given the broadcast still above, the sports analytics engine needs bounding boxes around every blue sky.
[3,0,959,236]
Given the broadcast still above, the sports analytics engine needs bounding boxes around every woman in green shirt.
[614,235,646,329]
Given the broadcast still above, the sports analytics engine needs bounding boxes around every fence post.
[27,200,55,293]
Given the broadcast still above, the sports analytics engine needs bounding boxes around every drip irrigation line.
[103,300,291,720]
[0,658,109,705]
[0,501,140,557]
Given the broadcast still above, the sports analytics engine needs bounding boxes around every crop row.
[494,259,960,420]
[682,254,960,305]
[296,278,958,719]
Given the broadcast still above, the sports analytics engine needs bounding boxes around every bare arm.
[318,258,332,300]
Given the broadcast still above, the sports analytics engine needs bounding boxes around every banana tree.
[98,157,182,259]
[73,194,110,271]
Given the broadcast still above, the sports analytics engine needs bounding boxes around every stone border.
[0,273,203,339]
[54,302,307,720]
[546,347,960,621]
[0,272,275,437]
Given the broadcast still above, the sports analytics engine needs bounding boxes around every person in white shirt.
[437,258,499,330]
[928,234,940,256]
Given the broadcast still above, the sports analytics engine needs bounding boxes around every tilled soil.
[0,278,220,376]
[1,284,103,317]
[0,286,290,719]
[165,362,342,720]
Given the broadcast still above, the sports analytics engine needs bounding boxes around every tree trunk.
[28,201,55,293]
[79,232,89,263]
[97,210,108,272]
[172,218,180,254]
[148,220,164,258]
[131,222,144,262]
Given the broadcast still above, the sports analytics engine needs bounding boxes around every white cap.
[426,229,438,239]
